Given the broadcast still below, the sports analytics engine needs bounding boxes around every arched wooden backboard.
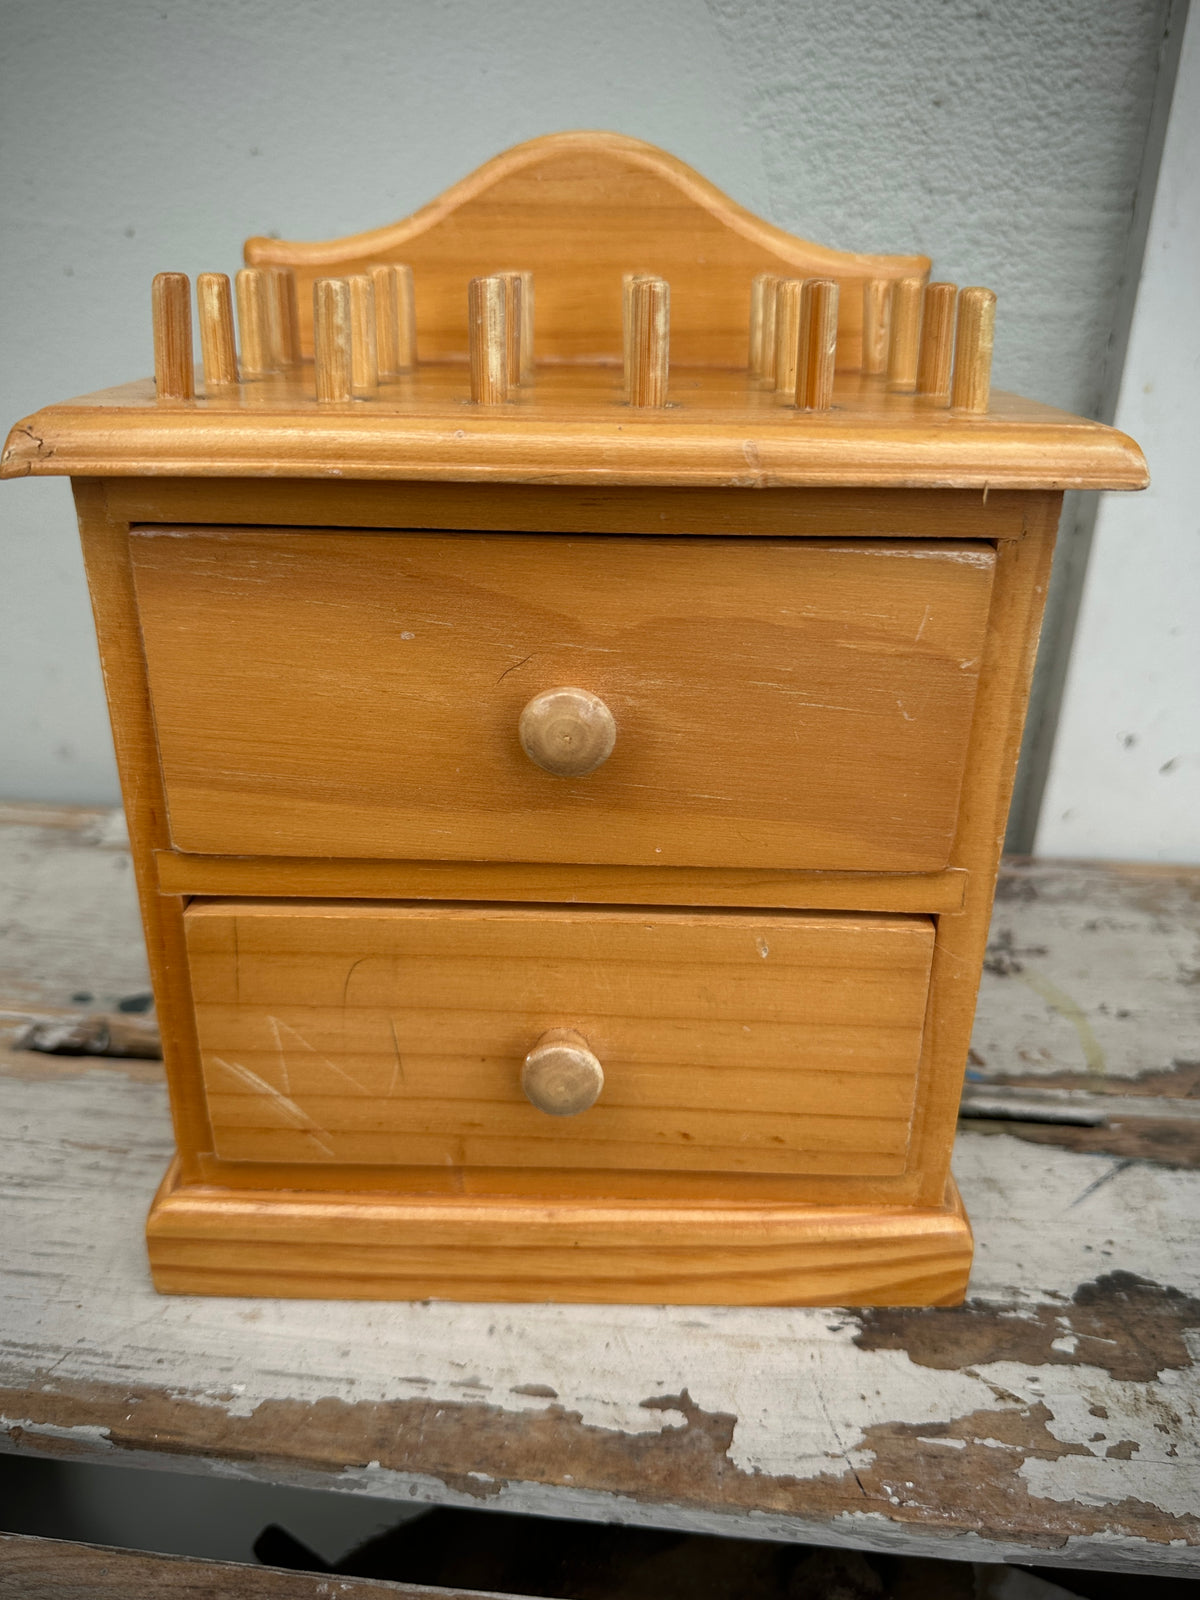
[245,132,929,369]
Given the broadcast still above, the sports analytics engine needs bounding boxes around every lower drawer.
[183,900,935,1178]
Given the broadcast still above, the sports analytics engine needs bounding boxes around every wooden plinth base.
[146,1163,972,1306]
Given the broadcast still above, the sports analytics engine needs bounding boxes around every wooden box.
[2,133,1146,1305]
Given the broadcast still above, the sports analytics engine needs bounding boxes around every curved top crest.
[244,131,930,368]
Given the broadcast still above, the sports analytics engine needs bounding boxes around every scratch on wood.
[209,1055,335,1158]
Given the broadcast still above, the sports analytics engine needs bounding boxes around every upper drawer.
[131,529,995,871]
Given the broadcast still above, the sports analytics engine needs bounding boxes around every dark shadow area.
[2,1454,1197,1598]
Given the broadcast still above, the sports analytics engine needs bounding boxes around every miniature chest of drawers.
[3,133,1146,1305]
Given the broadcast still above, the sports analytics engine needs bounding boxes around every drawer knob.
[521,1029,604,1116]
[518,688,616,777]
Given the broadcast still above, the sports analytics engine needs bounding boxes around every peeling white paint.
[970,860,1199,1084]
[3,1063,1197,1515]
[2,819,1198,1570]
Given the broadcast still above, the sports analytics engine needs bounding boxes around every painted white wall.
[1036,3,1200,863]
[0,0,1171,812]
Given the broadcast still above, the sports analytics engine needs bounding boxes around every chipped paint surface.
[1,1063,1198,1575]
[1,811,1198,1575]
[972,859,1200,1089]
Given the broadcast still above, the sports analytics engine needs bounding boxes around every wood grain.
[349,275,378,398]
[2,366,1145,489]
[626,276,670,407]
[98,478,1055,540]
[149,1159,971,1304]
[196,273,238,389]
[952,287,997,413]
[521,1027,606,1117]
[243,132,929,369]
[887,277,923,394]
[313,277,352,403]
[468,275,507,404]
[795,279,838,411]
[916,282,957,404]
[0,1533,494,1600]
[748,271,772,376]
[1,128,1148,1315]
[268,265,301,366]
[184,900,934,1176]
[151,274,193,401]
[235,267,276,379]
[773,279,802,395]
[71,483,214,1179]
[130,529,996,871]
[862,279,891,376]
[154,853,969,912]
[758,275,780,385]
[370,262,410,379]
[905,493,1062,1207]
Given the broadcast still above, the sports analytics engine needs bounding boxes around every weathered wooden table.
[1,804,1196,1580]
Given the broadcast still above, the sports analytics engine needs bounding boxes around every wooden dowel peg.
[151,273,194,400]
[370,264,417,378]
[917,282,957,403]
[748,272,772,377]
[196,273,237,389]
[862,279,892,377]
[795,278,839,411]
[469,275,508,404]
[370,264,399,379]
[887,276,924,393]
[622,271,651,390]
[396,263,418,371]
[627,276,670,408]
[348,275,378,397]
[235,267,277,379]
[268,266,301,366]
[518,270,534,382]
[773,279,803,395]
[500,272,525,387]
[951,286,997,413]
[758,275,780,385]
[313,278,352,403]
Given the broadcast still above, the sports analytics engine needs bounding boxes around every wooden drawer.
[132,529,994,872]
[184,900,935,1178]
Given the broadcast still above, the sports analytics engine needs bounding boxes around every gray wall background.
[0,0,1173,837]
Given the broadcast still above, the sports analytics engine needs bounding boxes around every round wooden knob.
[521,1029,604,1117]
[518,688,616,777]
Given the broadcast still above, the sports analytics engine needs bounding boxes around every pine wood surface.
[902,499,1061,1207]
[0,1534,480,1600]
[129,529,995,871]
[65,475,1063,1286]
[0,131,1153,1313]
[184,900,934,1177]
[153,852,969,912]
[99,477,1047,540]
[244,131,929,370]
[72,482,215,1180]
[1,367,1148,489]
[147,1158,970,1305]
[66,477,1057,1221]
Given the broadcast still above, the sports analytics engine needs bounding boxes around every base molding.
[147,1163,973,1305]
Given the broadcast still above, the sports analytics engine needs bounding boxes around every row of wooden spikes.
[751,274,996,413]
[153,265,995,412]
[151,265,418,399]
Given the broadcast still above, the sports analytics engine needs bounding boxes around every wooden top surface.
[1,804,1196,1578]
[1,366,1146,490]
[1,135,1146,490]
